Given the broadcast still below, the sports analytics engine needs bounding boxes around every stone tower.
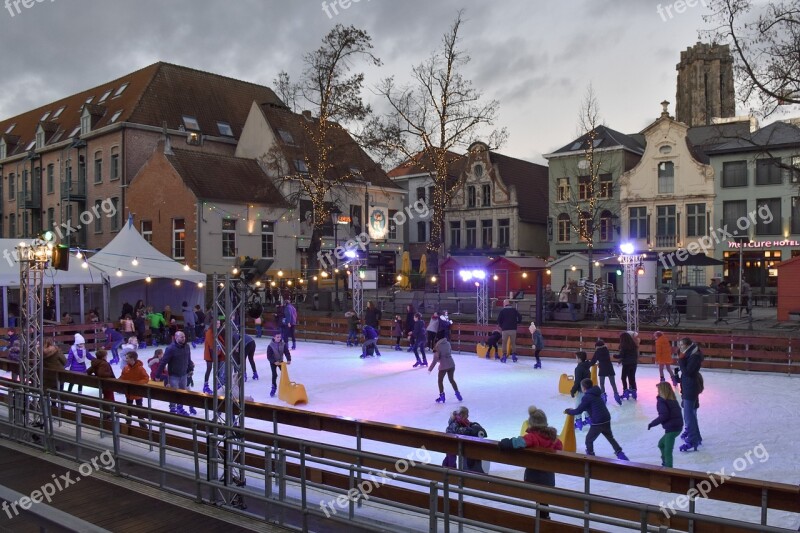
[675,42,735,126]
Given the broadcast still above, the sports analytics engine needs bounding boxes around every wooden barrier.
[1,364,796,532]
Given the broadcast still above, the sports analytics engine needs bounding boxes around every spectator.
[86,349,116,406]
[120,302,134,321]
[284,300,298,350]
[42,339,66,392]
[147,349,167,384]
[443,406,488,473]
[364,301,382,330]
[425,312,440,350]
[134,310,147,348]
[194,305,206,340]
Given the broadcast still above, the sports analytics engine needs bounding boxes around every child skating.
[485,330,502,360]
[391,315,403,350]
[564,378,628,460]
[410,312,427,368]
[647,381,683,467]
[590,339,622,404]
[570,351,593,429]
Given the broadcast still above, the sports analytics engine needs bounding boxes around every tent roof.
[0,239,106,287]
[88,216,206,288]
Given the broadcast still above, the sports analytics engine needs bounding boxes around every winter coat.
[148,356,166,381]
[157,340,192,379]
[678,344,704,402]
[147,313,166,329]
[648,397,683,433]
[496,306,521,331]
[498,426,562,486]
[565,386,611,425]
[87,358,115,379]
[120,360,150,401]
[364,307,382,328]
[105,327,123,344]
[426,317,439,333]
[66,346,95,373]
[391,319,402,337]
[8,344,20,362]
[195,309,206,327]
[203,328,225,362]
[429,338,454,371]
[571,360,593,396]
[531,328,544,350]
[267,339,291,365]
[616,345,639,366]
[655,336,673,365]
[411,320,426,343]
[590,345,614,377]
[404,311,415,334]
[346,312,360,331]
[486,331,502,346]
[43,345,67,390]
[444,416,488,473]
[362,325,378,341]
[181,306,195,326]
[284,304,298,326]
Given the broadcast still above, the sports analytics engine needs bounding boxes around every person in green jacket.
[146,312,166,346]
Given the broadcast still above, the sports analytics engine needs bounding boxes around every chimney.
[302,110,313,121]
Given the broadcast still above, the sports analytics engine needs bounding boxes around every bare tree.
[365,10,507,272]
[269,25,381,287]
[550,87,621,283]
[703,0,800,116]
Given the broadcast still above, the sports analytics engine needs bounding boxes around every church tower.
[675,42,736,126]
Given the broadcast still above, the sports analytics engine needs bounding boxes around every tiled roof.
[549,125,644,156]
[387,149,466,179]
[0,62,283,159]
[702,121,800,154]
[686,121,753,152]
[165,148,288,206]
[489,151,549,224]
[259,103,397,190]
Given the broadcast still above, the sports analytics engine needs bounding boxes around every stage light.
[459,270,473,282]
[219,282,224,288]
[344,250,357,259]
[475,281,480,287]
[132,257,139,266]
[620,242,635,255]
[175,280,181,286]
[472,270,486,280]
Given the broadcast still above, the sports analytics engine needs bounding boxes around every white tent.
[0,239,107,287]
[87,216,206,318]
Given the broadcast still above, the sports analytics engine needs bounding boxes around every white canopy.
[88,216,206,288]
[0,239,106,287]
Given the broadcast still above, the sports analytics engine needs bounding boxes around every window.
[599,211,613,242]
[658,161,674,194]
[686,203,706,237]
[416,187,426,203]
[94,200,103,232]
[47,208,55,231]
[0,139,5,159]
[578,176,591,200]
[80,113,91,135]
[427,186,434,205]
[110,147,120,181]
[78,155,86,181]
[52,106,65,119]
[599,173,612,198]
[222,219,236,258]
[756,158,782,185]
[481,219,493,248]
[465,220,477,248]
[46,164,54,193]
[722,160,748,187]
[656,205,676,236]
[98,89,112,103]
[557,177,570,202]
[113,83,129,98]
[69,126,80,138]
[792,198,800,235]
[388,210,397,239]
[756,198,781,235]
[182,115,200,130]
[141,221,152,244]
[94,151,102,183]
[498,219,510,248]
[792,156,800,183]
[85,96,94,105]
[261,221,274,258]
[578,211,591,241]
[278,130,295,144]
[65,159,72,183]
[557,213,571,242]
[8,214,15,238]
[417,221,427,242]
[467,186,476,208]
[294,159,308,174]
[40,111,51,122]
[8,173,14,200]
[22,169,28,197]
[481,184,491,207]
[110,197,120,230]
[217,121,234,137]
[629,207,647,239]
[722,200,747,230]
[25,140,35,151]
[110,110,122,123]
[35,129,45,149]
[22,212,29,237]
[172,219,185,259]
[450,221,461,249]
[5,123,15,134]
[474,164,483,177]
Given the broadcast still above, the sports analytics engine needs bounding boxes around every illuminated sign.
[335,215,351,225]
[727,240,800,248]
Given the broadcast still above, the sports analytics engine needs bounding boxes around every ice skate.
[455,391,463,401]
[630,389,637,400]
[533,361,542,369]
[511,355,518,363]
[270,385,277,397]
[421,360,428,367]
[203,383,213,395]
[291,343,296,350]
[346,342,352,347]
[621,389,630,400]
[574,417,584,430]
[252,371,259,381]
[394,344,401,351]
[435,392,446,403]
[671,376,679,387]
[413,360,422,368]
[500,355,508,363]
[613,393,622,405]
[244,373,248,382]
[679,442,699,452]
[601,392,608,403]
[615,451,629,460]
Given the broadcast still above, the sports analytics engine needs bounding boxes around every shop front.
[720,239,800,296]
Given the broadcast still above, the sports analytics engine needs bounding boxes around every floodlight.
[620,243,635,255]
[344,250,357,259]
[459,270,473,281]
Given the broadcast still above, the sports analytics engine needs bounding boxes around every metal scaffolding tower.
[210,274,247,509]
[618,253,644,334]
[351,259,365,318]
[476,279,488,325]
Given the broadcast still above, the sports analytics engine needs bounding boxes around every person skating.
[564,378,628,460]
[498,406,563,520]
[425,312,440,350]
[155,331,194,415]
[410,312,427,367]
[267,332,291,397]
[181,301,196,346]
[202,320,225,394]
[496,299,522,363]
[284,300,298,350]
[66,333,95,393]
[654,331,677,385]
[647,381,683,467]
[677,337,704,452]
[529,321,545,368]
[104,323,124,364]
[391,315,403,350]
[360,324,382,358]
[590,339,621,405]
[484,330,502,360]
[428,330,461,403]
[615,331,639,400]
[345,309,360,347]
[570,351,593,429]
[403,304,415,352]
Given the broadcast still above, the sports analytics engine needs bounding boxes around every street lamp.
[331,205,343,310]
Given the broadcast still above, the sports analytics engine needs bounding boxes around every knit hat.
[528,408,548,429]
[74,333,86,345]
[595,339,605,347]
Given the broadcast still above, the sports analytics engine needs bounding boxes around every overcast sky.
[0,0,722,164]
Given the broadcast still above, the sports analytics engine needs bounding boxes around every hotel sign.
[728,240,800,248]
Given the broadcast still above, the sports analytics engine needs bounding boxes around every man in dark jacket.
[360,324,381,359]
[565,379,628,460]
[267,332,291,397]
[411,313,428,367]
[155,331,193,416]
[496,300,522,363]
[677,337,704,450]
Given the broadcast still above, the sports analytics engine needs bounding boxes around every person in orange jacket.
[203,319,226,394]
[654,331,677,386]
[120,351,150,429]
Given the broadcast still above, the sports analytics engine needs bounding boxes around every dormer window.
[278,129,295,144]
[35,128,45,149]
[25,140,35,151]
[85,96,94,105]
[0,139,6,159]
[217,121,233,137]
[5,123,15,134]
[52,106,65,119]
[40,111,51,122]
[182,115,200,131]
[110,110,122,123]
[113,83,129,98]
[69,126,81,138]
[80,110,91,135]
[98,89,112,103]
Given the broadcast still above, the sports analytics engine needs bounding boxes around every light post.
[331,206,343,311]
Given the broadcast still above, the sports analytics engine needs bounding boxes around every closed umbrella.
[398,251,412,289]
[419,254,428,278]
